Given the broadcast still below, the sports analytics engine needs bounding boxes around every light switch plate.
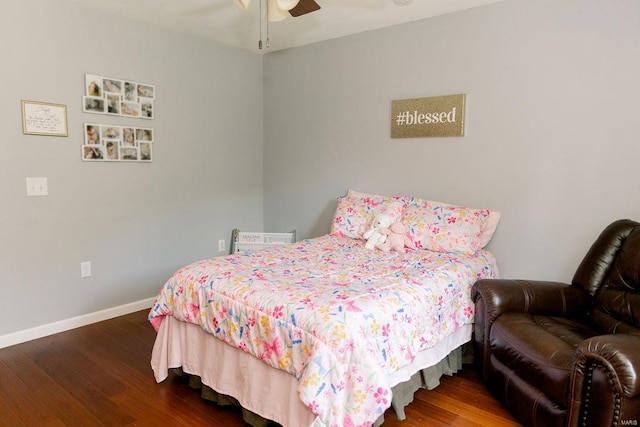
[26,177,48,196]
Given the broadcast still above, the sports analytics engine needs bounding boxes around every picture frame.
[135,127,153,142]
[137,83,155,99]
[83,73,155,119]
[85,74,104,97]
[104,140,119,161]
[139,97,154,119]
[120,146,139,161]
[80,73,156,163]
[83,96,105,114]
[21,100,68,137]
[139,142,152,162]
[105,93,122,115]
[101,125,121,140]
[82,122,153,163]
[103,78,123,94]
[123,81,137,101]
[122,127,135,146]
[121,101,141,117]
[82,145,105,161]
[84,123,102,145]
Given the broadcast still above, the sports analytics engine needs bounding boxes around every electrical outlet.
[80,261,92,278]
[218,239,225,252]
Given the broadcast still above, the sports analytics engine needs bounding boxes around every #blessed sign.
[391,94,466,138]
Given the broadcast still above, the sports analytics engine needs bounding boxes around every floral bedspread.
[149,234,498,427]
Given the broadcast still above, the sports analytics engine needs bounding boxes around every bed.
[149,190,501,427]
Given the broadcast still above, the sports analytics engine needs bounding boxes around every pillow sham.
[344,190,501,250]
[331,195,406,240]
[404,196,499,250]
[403,200,491,255]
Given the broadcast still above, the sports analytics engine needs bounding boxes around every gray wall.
[263,0,640,280]
[3,0,640,339]
[1,0,264,336]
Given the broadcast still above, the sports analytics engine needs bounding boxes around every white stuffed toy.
[363,214,394,250]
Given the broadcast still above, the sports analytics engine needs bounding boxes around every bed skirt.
[151,316,473,427]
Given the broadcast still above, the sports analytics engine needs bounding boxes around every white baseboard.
[0,297,156,349]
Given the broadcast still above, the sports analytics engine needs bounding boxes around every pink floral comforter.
[149,234,498,427]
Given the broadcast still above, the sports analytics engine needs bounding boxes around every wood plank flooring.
[0,310,521,426]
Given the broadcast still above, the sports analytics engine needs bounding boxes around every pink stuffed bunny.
[377,221,415,253]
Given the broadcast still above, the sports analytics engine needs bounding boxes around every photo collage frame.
[81,73,155,163]
[83,74,154,119]
[82,124,153,162]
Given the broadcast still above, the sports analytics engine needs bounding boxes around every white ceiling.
[71,0,503,53]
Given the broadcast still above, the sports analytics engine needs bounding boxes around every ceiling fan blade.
[289,0,320,17]
[233,0,251,12]
[277,0,300,10]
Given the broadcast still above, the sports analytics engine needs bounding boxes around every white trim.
[0,297,156,349]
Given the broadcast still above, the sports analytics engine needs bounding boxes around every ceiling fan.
[233,0,321,22]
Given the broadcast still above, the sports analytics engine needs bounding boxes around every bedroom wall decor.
[21,100,68,136]
[83,74,155,119]
[81,123,153,162]
[391,94,465,138]
[81,73,156,162]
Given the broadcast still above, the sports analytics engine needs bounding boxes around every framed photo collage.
[82,124,152,162]
[82,74,154,162]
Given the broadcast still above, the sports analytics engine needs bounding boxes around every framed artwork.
[135,127,153,142]
[120,146,139,161]
[123,81,137,101]
[121,101,141,117]
[81,73,156,163]
[83,73,155,119]
[103,78,123,94]
[85,74,103,97]
[104,140,119,161]
[106,93,122,115]
[83,96,105,114]
[82,145,104,161]
[82,123,153,163]
[84,123,101,145]
[21,100,68,136]
[137,83,155,98]
[139,142,152,162]
[101,125,121,140]
[139,97,154,119]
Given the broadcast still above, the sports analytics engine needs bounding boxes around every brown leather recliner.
[472,219,640,427]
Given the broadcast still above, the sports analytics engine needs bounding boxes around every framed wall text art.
[391,94,465,138]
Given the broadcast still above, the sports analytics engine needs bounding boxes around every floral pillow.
[331,195,406,240]
[403,196,500,250]
[403,200,492,255]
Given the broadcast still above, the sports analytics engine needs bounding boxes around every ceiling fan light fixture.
[233,0,251,12]
[267,0,289,22]
[276,0,300,11]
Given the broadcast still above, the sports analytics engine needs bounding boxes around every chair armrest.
[568,334,640,425]
[573,334,640,398]
[471,279,590,382]
[472,279,590,323]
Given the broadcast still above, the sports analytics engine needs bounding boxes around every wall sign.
[21,100,68,137]
[391,94,465,138]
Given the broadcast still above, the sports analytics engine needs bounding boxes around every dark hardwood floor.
[0,310,521,426]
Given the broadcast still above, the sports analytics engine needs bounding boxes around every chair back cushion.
[572,219,640,333]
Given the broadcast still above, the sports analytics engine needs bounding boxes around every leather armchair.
[472,219,640,427]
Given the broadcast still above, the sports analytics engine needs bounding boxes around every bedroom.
[1,0,639,424]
